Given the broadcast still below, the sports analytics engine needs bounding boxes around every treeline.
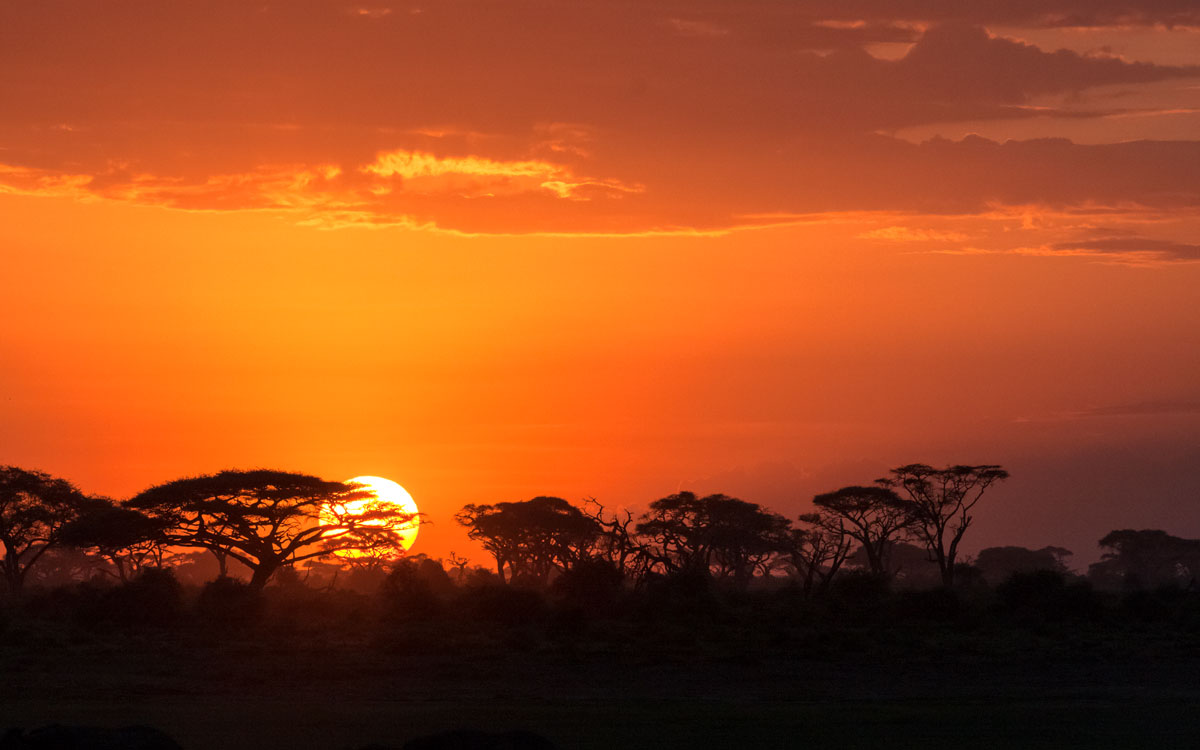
[3,462,1199,613]
[456,463,1009,593]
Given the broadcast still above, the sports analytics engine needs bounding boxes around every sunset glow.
[322,476,420,556]
[1,1,1197,569]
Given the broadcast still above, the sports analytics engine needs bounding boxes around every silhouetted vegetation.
[127,470,416,589]
[0,466,89,594]
[5,461,1200,748]
[4,460,1197,629]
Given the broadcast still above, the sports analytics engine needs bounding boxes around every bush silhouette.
[99,568,184,627]
[827,570,891,621]
[380,558,454,621]
[1119,585,1200,625]
[996,570,1100,623]
[461,583,548,627]
[195,576,263,628]
[642,567,717,614]
[550,558,624,614]
[894,587,963,623]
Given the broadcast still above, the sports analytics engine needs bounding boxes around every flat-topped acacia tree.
[805,485,911,578]
[0,466,90,594]
[127,469,414,589]
[880,464,1009,588]
[636,492,792,587]
[456,496,600,584]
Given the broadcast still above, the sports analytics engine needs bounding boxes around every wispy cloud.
[1076,399,1200,418]
[859,226,968,242]
[1048,237,1200,261]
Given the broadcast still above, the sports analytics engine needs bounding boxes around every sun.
[322,475,420,557]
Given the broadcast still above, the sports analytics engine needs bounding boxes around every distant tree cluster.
[456,464,1012,593]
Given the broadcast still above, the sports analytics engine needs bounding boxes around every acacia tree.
[60,499,171,582]
[880,464,1009,587]
[975,545,1073,585]
[582,498,653,584]
[127,469,414,589]
[636,492,792,587]
[1088,529,1200,590]
[787,522,852,596]
[806,485,911,578]
[0,466,89,595]
[455,496,600,585]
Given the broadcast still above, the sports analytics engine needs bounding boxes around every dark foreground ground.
[3,621,1200,749]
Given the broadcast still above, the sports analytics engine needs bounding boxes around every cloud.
[893,25,1197,106]
[1049,236,1200,261]
[791,0,1200,28]
[1075,399,1200,417]
[3,134,1200,234]
[0,2,1198,233]
[351,7,393,20]
[859,226,969,242]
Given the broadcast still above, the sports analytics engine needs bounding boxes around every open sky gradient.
[3,1,1199,565]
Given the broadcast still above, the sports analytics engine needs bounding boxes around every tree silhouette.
[455,496,599,585]
[846,540,944,588]
[582,498,652,583]
[881,464,1009,587]
[637,492,791,587]
[0,466,89,594]
[1088,529,1200,590]
[806,485,911,578]
[127,469,413,589]
[975,545,1072,585]
[61,499,171,582]
[787,523,851,596]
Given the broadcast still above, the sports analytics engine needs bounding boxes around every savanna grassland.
[4,576,1200,750]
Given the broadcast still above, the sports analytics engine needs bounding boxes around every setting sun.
[321,475,420,557]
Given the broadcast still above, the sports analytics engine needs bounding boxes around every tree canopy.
[881,464,1009,587]
[0,466,89,594]
[455,496,599,584]
[61,499,171,582]
[807,485,910,578]
[127,469,414,588]
[1088,529,1200,590]
[975,545,1073,585]
[637,492,791,586]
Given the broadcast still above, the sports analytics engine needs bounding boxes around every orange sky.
[2,1,1199,567]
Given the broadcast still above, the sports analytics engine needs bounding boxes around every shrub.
[460,583,548,627]
[195,576,263,628]
[826,570,891,622]
[101,568,184,627]
[894,587,962,623]
[550,558,624,614]
[379,558,455,622]
[996,570,1101,623]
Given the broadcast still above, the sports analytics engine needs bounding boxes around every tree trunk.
[3,549,23,596]
[249,563,278,590]
[940,559,954,587]
[3,568,22,596]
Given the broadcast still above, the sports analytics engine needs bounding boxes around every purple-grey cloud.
[1050,237,1200,260]
[1076,399,1200,417]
